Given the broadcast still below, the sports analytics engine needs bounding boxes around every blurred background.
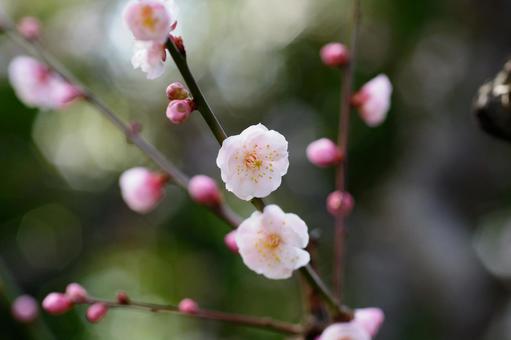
[1,0,511,339]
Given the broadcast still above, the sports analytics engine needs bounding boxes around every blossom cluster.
[124,0,177,79]
[4,2,396,337]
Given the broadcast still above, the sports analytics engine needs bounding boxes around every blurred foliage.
[2,0,511,339]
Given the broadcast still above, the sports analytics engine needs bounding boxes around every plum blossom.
[216,124,289,201]
[178,298,199,314]
[8,56,81,110]
[354,308,385,337]
[124,0,177,79]
[119,167,167,213]
[319,307,385,340]
[319,322,370,340]
[124,0,176,43]
[235,205,310,279]
[65,283,88,303]
[131,41,167,80]
[352,74,392,127]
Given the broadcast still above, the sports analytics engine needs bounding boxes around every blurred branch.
[333,0,361,300]
[82,296,304,335]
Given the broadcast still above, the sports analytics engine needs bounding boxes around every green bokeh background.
[1,0,511,339]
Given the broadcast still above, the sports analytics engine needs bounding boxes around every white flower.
[235,205,310,280]
[131,41,167,79]
[319,322,371,340]
[216,124,289,201]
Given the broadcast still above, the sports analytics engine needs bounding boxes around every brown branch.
[82,296,303,335]
[333,0,361,299]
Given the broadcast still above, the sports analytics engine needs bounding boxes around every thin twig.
[333,0,361,300]
[82,297,303,335]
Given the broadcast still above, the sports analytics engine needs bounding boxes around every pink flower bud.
[17,17,41,41]
[117,291,130,305]
[86,303,108,323]
[123,0,175,43]
[119,167,168,214]
[224,230,239,253]
[42,293,73,315]
[166,82,190,100]
[188,175,222,206]
[320,42,349,67]
[166,99,193,124]
[354,308,385,337]
[352,74,392,127]
[178,298,199,314]
[11,295,38,323]
[326,191,354,217]
[306,138,343,167]
[65,283,88,303]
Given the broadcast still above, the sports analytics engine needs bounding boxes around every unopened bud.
[326,191,354,217]
[178,298,199,314]
[65,283,88,303]
[224,230,239,253]
[188,175,222,206]
[117,291,130,305]
[11,295,38,323]
[320,42,349,68]
[86,303,108,323]
[166,82,190,101]
[42,293,73,315]
[166,99,193,124]
[306,138,343,167]
[17,17,41,41]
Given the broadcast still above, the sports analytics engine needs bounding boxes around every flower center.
[264,233,281,249]
[244,152,262,169]
[141,5,157,31]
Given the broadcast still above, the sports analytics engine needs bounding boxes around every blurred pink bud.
[166,99,193,124]
[352,74,392,127]
[354,308,385,337]
[42,293,73,315]
[65,283,88,303]
[11,295,38,323]
[124,0,175,43]
[320,42,349,67]
[326,191,354,217]
[117,291,130,305]
[86,303,108,323]
[8,56,81,110]
[166,82,190,100]
[224,230,239,253]
[119,167,168,214]
[178,298,199,314]
[306,138,343,167]
[188,175,222,206]
[17,17,41,41]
